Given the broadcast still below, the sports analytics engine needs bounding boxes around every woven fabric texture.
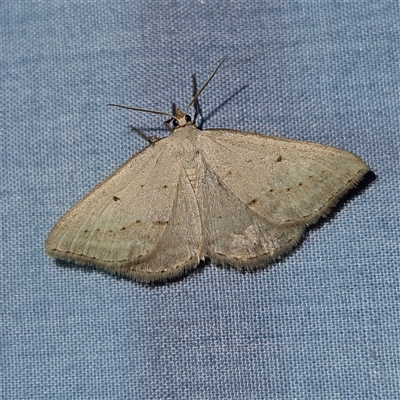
[2,1,399,399]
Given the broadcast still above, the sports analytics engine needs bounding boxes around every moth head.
[171,108,192,129]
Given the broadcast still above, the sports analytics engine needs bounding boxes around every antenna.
[108,59,226,120]
[107,104,174,119]
[185,58,226,113]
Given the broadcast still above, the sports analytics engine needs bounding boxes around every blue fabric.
[2,1,399,398]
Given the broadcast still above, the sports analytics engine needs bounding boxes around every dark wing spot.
[154,220,168,226]
[121,227,126,231]
[113,195,120,201]
[277,155,283,162]
[247,198,258,206]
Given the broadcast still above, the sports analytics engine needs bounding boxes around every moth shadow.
[148,260,208,287]
[54,258,122,281]
[284,169,375,259]
[197,84,249,129]
[306,169,375,230]
[54,258,207,286]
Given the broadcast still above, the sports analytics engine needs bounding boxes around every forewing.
[199,129,369,226]
[46,136,202,281]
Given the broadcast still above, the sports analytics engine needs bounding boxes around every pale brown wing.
[46,136,202,282]
[197,129,368,268]
[199,129,369,226]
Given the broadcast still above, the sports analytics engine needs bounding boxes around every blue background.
[2,1,399,399]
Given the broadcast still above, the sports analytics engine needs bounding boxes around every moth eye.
[185,115,191,122]
[172,119,178,127]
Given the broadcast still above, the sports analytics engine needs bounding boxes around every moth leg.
[129,126,160,144]
[163,121,174,133]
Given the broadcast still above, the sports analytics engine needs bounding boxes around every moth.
[45,60,369,282]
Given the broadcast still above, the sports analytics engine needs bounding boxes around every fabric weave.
[1,1,399,398]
